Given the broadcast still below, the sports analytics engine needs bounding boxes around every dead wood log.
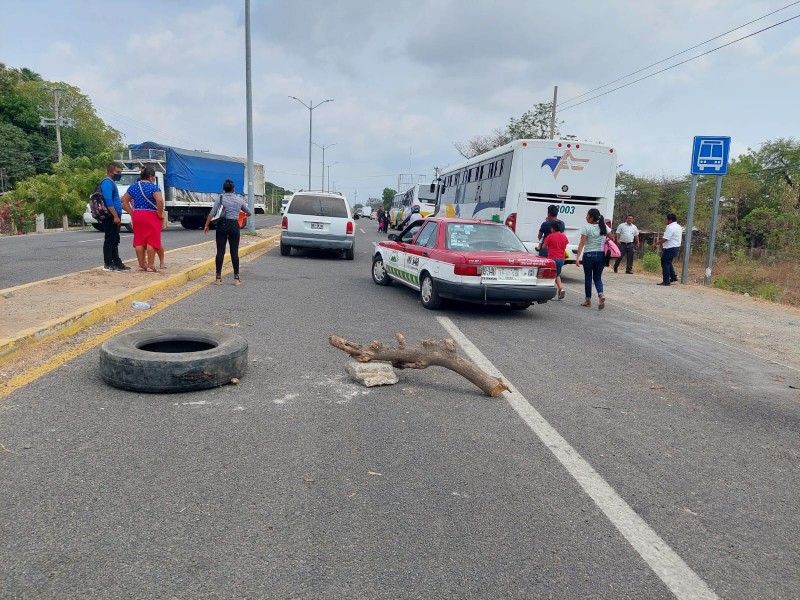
[328,333,510,397]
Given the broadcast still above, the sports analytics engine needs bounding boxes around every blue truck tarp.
[131,142,244,194]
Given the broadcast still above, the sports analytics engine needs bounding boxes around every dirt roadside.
[560,265,800,375]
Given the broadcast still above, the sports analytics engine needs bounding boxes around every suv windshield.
[288,195,348,218]
[445,222,526,252]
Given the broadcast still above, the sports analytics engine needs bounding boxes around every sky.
[1,0,798,203]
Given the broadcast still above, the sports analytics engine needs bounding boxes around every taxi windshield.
[445,223,526,252]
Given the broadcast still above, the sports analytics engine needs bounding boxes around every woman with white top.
[575,208,613,310]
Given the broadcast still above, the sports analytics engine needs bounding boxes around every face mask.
[112,173,122,182]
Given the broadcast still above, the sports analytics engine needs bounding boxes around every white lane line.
[436,315,719,600]
[78,234,133,243]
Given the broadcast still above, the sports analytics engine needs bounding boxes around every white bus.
[389,184,438,229]
[433,139,617,259]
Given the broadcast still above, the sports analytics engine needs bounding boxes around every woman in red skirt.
[122,167,164,272]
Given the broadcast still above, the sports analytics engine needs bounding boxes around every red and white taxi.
[371,217,557,309]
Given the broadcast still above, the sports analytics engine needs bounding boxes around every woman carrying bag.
[122,166,164,272]
[204,179,252,286]
[575,208,613,310]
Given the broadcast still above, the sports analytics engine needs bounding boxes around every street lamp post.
[327,162,340,193]
[313,142,336,191]
[288,97,333,190]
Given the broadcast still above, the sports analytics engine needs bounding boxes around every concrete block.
[346,360,399,387]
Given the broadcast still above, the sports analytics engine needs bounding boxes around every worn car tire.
[280,242,291,256]
[420,273,442,309]
[372,254,392,286]
[100,329,248,393]
[344,243,355,260]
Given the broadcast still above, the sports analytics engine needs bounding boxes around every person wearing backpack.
[100,163,131,272]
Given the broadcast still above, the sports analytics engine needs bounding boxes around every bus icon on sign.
[691,136,730,175]
[697,139,724,171]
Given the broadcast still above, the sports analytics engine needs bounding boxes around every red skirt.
[132,210,162,250]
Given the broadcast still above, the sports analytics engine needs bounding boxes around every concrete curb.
[0,233,280,364]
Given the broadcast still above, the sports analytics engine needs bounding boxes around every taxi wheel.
[420,273,442,309]
[372,255,392,286]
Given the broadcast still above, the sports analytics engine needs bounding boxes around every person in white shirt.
[652,213,682,286]
[613,214,640,274]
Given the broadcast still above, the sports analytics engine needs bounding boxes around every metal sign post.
[682,136,731,285]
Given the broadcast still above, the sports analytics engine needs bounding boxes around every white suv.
[280,192,355,260]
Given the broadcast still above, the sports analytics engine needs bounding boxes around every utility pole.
[244,0,256,232]
[313,142,336,191]
[39,85,74,162]
[549,85,558,140]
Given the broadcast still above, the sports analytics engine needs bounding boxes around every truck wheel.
[280,242,291,256]
[420,273,442,309]
[100,329,248,393]
[180,216,204,230]
[372,255,392,286]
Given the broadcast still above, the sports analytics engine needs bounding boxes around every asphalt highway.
[1,221,798,598]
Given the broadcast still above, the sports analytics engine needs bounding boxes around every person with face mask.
[100,163,131,271]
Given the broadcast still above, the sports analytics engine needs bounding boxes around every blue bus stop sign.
[691,136,731,175]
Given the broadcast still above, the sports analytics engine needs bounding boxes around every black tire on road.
[420,273,442,309]
[372,254,392,286]
[124,224,133,233]
[344,243,355,260]
[280,242,291,256]
[100,329,248,393]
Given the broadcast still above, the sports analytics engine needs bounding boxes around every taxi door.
[404,221,440,288]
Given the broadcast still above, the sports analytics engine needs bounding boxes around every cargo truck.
[116,142,266,229]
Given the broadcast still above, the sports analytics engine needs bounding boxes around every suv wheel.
[344,243,354,260]
[280,242,291,256]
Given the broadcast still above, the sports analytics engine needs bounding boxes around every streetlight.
[288,97,334,190]
[327,162,340,193]
[313,142,336,191]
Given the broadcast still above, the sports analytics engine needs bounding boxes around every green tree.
[0,121,35,187]
[455,103,571,158]
[382,187,397,206]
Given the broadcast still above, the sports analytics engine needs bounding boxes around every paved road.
[0,215,281,289]
[1,221,798,598]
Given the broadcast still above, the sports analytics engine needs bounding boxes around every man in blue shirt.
[101,163,131,271]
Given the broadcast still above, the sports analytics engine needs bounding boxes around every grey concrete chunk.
[346,360,399,387]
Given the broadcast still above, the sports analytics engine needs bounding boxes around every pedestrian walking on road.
[540,221,569,300]
[575,208,612,310]
[204,179,252,286]
[652,213,683,286]
[122,167,164,273]
[537,204,565,257]
[99,163,131,272]
[614,214,640,273]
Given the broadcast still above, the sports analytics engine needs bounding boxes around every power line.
[558,12,800,113]
[558,1,800,109]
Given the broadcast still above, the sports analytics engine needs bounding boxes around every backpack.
[89,179,110,221]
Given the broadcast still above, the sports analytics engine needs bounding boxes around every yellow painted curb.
[0,233,280,365]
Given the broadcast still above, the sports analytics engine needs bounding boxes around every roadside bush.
[641,249,661,272]
[712,259,783,302]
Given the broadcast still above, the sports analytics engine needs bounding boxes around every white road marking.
[78,234,133,243]
[436,315,719,600]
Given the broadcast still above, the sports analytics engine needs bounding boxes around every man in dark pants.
[652,213,682,286]
[100,163,131,271]
[614,214,640,273]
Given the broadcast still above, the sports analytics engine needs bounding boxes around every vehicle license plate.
[310,222,324,230]
[481,266,520,281]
